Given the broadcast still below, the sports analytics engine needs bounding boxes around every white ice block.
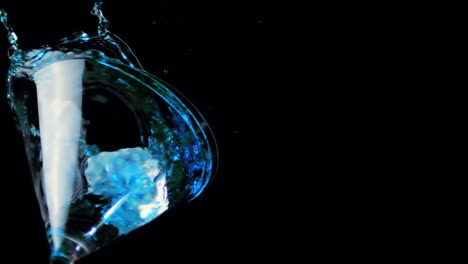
[33,58,85,251]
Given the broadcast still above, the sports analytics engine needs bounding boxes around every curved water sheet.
[1,4,217,264]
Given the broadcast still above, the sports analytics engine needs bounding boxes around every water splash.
[89,1,143,70]
[0,8,19,58]
[91,0,109,37]
[2,1,217,263]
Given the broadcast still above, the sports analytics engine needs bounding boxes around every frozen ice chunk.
[84,147,168,234]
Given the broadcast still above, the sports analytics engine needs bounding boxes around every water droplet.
[81,32,90,41]
[0,11,7,23]
[163,69,169,74]
[8,32,17,43]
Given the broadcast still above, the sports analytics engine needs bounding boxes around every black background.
[0,1,290,263]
